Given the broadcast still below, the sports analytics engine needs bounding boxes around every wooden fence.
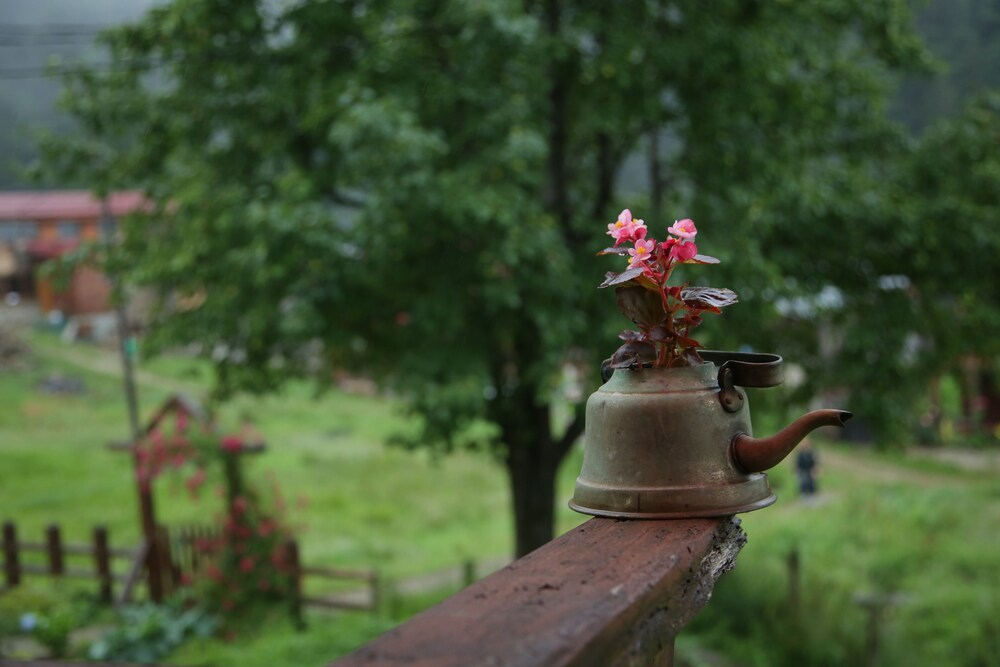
[1,521,147,605]
[166,523,220,584]
[283,538,380,623]
[166,524,380,616]
[1,520,378,618]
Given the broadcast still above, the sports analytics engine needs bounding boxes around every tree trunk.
[506,436,560,557]
[489,364,575,557]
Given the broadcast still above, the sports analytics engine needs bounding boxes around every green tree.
[893,0,1000,132]
[910,91,1000,352]
[903,92,1000,423]
[41,0,927,555]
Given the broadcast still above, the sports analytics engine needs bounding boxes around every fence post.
[462,559,476,587]
[156,525,176,598]
[46,524,64,576]
[3,521,19,588]
[285,539,305,630]
[138,483,163,603]
[864,601,883,667]
[94,526,113,603]
[787,546,801,612]
[371,571,382,615]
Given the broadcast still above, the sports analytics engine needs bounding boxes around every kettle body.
[570,352,851,519]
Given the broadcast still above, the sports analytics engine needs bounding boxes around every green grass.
[1,331,588,664]
[2,334,587,578]
[6,331,999,667]
[165,607,396,667]
[686,444,1000,667]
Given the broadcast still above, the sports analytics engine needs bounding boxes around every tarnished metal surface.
[571,355,848,519]
[698,350,783,388]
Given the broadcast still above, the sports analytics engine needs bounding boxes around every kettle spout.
[732,409,853,473]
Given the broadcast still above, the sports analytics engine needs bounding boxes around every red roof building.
[0,190,148,315]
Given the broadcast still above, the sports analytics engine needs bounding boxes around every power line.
[0,60,162,82]
[0,48,288,82]
[0,35,100,46]
[0,24,110,36]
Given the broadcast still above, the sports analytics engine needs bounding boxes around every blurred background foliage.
[1,2,999,665]
[6,0,999,554]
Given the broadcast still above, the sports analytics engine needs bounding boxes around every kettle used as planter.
[569,351,851,519]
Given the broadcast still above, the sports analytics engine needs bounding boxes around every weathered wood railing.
[330,516,746,667]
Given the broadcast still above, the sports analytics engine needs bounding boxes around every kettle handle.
[699,350,784,388]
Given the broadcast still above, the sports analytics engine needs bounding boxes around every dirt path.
[820,447,997,488]
[909,446,1000,473]
[35,339,201,396]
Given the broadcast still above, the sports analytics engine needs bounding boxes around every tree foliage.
[41,0,935,553]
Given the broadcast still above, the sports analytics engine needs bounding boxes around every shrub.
[88,598,215,664]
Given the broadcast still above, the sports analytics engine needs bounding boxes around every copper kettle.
[569,351,851,519]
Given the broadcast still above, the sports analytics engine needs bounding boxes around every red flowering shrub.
[134,408,297,616]
[193,485,295,612]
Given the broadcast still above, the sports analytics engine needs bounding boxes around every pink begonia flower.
[669,241,698,262]
[607,209,648,245]
[667,218,697,240]
[628,237,657,265]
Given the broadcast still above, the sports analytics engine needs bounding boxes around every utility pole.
[101,196,162,601]
[101,197,141,438]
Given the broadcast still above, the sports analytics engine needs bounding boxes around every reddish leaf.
[634,274,661,291]
[673,333,701,348]
[615,286,666,327]
[599,266,646,288]
[684,348,704,366]
[610,341,656,369]
[597,246,629,256]
[680,286,738,309]
[618,329,644,342]
[646,325,671,342]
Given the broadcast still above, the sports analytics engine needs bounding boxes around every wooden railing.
[330,516,746,667]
